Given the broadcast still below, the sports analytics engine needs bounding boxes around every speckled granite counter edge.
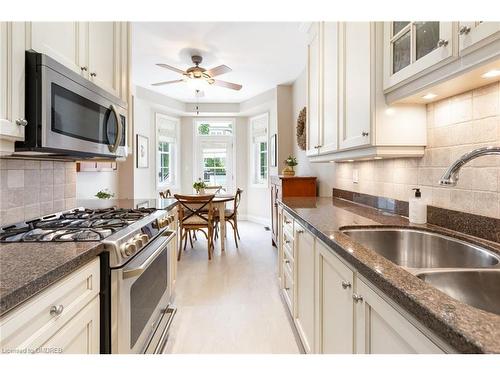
[0,243,104,316]
[279,201,500,354]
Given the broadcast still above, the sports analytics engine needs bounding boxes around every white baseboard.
[240,214,271,226]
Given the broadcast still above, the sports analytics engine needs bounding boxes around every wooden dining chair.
[174,194,216,260]
[159,189,172,199]
[204,185,226,194]
[215,188,243,248]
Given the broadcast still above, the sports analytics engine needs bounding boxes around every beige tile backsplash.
[0,159,77,226]
[335,81,500,219]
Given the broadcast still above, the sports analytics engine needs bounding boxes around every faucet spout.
[439,146,500,186]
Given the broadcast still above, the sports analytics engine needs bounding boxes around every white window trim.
[249,112,269,188]
[192,118,237,192]
[155,112,180,191]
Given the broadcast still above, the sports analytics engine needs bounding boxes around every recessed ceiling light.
[422,93,437,100]
[374,156,383,160]
[347,159,354,162]
[481,69,500,79]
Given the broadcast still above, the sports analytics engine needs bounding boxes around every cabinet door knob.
[362,131,369,137]
[49,304,64,316]
[341,281,352,289]
[459,26,471,35]
[90,72,97,77]
[80,66,88,72]
[296,229,304,234]
[352,294,364,303]
[15,119,28,127]
[284,259,290,264]
[437,39,449,48]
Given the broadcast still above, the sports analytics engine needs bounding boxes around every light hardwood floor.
[163,221,300,354]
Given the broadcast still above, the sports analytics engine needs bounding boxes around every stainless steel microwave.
[15,50,127,159]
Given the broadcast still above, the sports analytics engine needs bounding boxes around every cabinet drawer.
[283,247,294,276]
[0,258,100,351]
[282,211,294,236]
[283,230,294,255]
[283,267,294,313]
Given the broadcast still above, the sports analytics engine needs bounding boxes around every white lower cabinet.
[42,296,99,354]
[0,258,100,354]
[294,222,315,353]
[278,213,448,354]
[315,240,354,354]
[354,278,444,354]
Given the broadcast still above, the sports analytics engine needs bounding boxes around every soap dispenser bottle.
[409,188,427,224]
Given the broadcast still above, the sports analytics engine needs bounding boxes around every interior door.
[196,139,234,192]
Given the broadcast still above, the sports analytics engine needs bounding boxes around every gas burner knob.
[140,233,149,244]
[121,242,137,257]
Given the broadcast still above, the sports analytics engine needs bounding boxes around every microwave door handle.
[123,231,175,279]
[108,104,123,153]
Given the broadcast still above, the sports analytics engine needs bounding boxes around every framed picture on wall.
[270,134,277,167]
[136,134,149,168]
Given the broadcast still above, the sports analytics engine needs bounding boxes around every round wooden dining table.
[183,193,235,252]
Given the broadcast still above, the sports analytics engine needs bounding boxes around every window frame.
[249,113,269,188]
[155,112,180,191]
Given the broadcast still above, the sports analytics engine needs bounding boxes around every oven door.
[111,230,176,354]
[41,65,127,158]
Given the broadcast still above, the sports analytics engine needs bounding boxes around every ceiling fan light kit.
[153,55,243,92]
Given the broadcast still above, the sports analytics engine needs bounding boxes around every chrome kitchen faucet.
[439,146,500,186]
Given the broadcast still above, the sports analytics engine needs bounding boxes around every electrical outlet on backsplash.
[0,159,77,226]
[334,82,500,220]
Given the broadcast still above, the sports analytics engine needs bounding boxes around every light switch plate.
[353,169,359,184]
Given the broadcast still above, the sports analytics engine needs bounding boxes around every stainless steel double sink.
[341,228,500,315]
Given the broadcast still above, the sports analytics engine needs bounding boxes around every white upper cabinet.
[88,22,121,97]
[458,21,500,55]
[320,22,339,155]
[383,22,455,90]
[0,22,26,151]
[306,22,321,157]
[339,22,372,150]
[27,22,86,75]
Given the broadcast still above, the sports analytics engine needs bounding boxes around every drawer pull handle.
[15,118,28,127]
[284,287,290,291]
[285,259,290,264]
[296,229,304,234]
[50,304,64,316]
[285,239,290,244]
[459,26,471,35]
[90,72,97,77]
[284,220,291,224]
[352,294,364,303]
[436,39,449,48]
[341,281,352,289]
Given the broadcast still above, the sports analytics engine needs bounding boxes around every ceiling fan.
[152,55,243,91]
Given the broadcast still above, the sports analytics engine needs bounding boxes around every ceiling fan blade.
[151,79,184,86]
[205,65,232,77]
[156,63,185,75]
[212,79,242,91]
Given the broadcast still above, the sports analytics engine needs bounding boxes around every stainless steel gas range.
[0,205,177,354]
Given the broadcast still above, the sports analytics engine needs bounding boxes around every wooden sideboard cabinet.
[270,175,317,246]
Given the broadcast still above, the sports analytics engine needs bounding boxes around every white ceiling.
[131,22,307,103]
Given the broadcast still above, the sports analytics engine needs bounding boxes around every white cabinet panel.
[339,22,372,150]
[28,22,85,74]
[459,21,500,55]
[306,22,321,157]
[43,297,99,354]
[355,278,444,354]
[88,22,120,97]
[294,223,315,353]
[315,240,354,354]
[0,22,26,148]
[320,22,339,155]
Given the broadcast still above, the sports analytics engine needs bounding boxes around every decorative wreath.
[296,107,307,151]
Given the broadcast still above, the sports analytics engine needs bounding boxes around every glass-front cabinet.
[458,21,500,55]
[383,22,454,90]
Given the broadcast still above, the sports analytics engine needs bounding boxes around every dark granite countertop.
[280,196,500,354]
[0,241,105,316]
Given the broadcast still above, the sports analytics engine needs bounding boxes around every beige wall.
[335,82,500,219]
[0,159,77,226]
[291,69,337,197]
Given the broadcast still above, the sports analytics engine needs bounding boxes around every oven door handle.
[123,231,175,279]
[108,104,123,153]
